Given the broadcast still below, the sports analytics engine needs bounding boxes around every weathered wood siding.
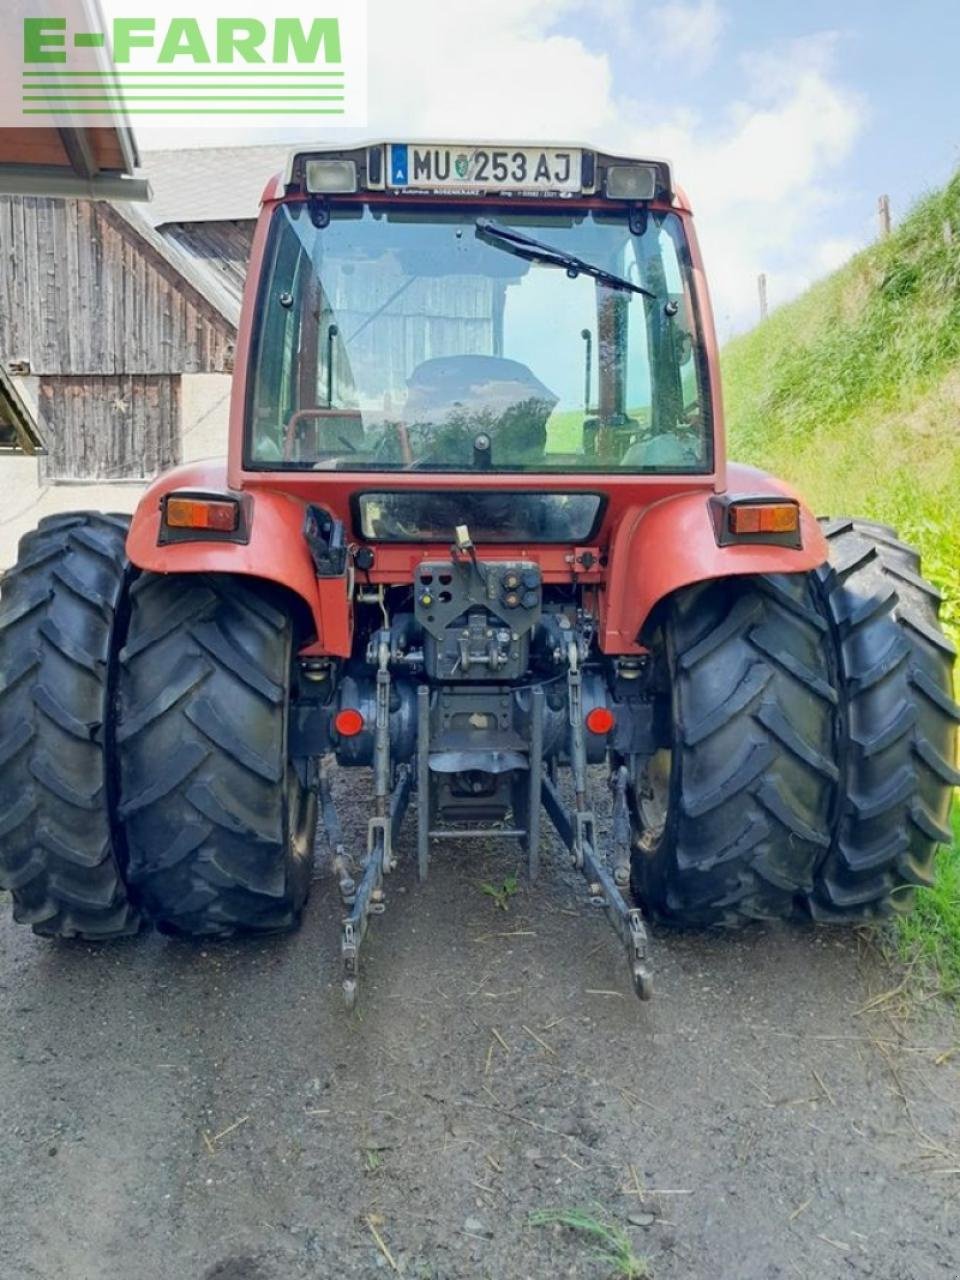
[161,219,255,312]
[37,375,180,481]
[0,197,234,376]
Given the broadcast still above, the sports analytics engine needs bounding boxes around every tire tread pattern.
[811,518,959,918]
[633,574,839,925]
[117,573,314,937]
[0,513,139,939]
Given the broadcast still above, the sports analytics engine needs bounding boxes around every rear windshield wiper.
[475,218,656,299]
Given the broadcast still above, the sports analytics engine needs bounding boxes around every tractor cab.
[245,143,712,485]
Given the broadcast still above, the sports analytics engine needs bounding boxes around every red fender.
[598,464,828,654]
[124,461,352,657]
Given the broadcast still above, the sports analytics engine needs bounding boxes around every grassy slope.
[722,173,960,990]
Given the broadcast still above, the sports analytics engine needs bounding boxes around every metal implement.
[340,635,410,1009]
[540,773,652,999]
[331,616,653,1009]
[339,765,412,1010]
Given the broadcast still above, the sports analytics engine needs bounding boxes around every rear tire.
[116,574,316,937]
[810,519,959,919]
[629,574,839,925]
[0,513,139,939]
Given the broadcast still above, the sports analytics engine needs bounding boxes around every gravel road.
[2,769,958,1280]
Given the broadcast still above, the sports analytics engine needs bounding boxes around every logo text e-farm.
[9,3,367,126]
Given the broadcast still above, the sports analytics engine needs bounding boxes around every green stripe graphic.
[23,108,346,114]
[22,69,344,76]
[23,95,345,101]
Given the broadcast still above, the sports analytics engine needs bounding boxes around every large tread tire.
[630,573,840,925]
[116,573,316,937]
[810,518,959,919]
[0,513,140,939]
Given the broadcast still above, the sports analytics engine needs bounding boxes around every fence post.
[877,194,891,238]
[757,272,768,322]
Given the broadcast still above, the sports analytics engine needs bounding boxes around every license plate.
[387,144,582,194]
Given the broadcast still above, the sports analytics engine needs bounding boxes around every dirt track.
[2,769,959,1280]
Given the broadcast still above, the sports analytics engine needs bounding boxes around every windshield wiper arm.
[475,218,656,299]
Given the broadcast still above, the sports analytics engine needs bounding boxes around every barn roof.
[109,201,242,329]
[136,145,290,227]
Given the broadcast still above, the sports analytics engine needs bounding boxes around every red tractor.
[2,142,957,1005]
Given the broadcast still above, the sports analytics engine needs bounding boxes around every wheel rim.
[634,748,672,853]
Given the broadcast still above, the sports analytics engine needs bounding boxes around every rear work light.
[304,158,358,194]
[728,501,800,536]
[165,496,239,533]
[605,163,658,200]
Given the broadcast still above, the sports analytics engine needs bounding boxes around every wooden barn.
[0,143,288,567]
[0,195,239,476]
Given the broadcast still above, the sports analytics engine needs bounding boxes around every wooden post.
[877,194,891,239]
[757,272,768,322]
[944,219,954,246]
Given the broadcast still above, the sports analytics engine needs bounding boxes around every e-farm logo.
[9,2,366,126]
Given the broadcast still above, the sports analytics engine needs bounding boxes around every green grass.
[529,1207,651,1278]
[897,808,960,996]
[479,872,520,911]
[722,172,960,988]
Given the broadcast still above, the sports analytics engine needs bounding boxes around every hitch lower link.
[329,636,413,1010]
[540,644,653,1001]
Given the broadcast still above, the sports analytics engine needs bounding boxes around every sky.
[127,0,960,337]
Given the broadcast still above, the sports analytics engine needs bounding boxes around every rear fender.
[599,465,828,654]
[124,461,351,656]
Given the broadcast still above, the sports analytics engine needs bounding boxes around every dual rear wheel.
[0,514,315,940]
[629,520,959,925]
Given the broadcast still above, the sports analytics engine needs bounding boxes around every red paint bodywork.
[126,171,829,656]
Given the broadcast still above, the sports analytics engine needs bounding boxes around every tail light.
[165,496,239,533]
[710,495,802,548]
[585,706,616,735]
[159,490,250,546]
[729,502,799,536]
[334,708,365,738]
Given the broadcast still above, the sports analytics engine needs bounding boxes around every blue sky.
[548,0,960,333]
[132,0,959,335]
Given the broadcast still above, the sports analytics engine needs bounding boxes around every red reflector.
[334,708,365,737]
[165,496,238,533]
[585,706,616,735]
[729,502,799,536]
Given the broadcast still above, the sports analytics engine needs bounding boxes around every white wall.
[0,373,232,571]
[180,373,232,464]
[0,456,145,570]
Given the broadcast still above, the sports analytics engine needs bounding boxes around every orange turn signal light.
[585,706,616,735]
[334,708,365,738]
[165,496,239,533]
[728,502,799,536]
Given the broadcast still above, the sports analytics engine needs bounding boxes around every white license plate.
[387,144,582,193]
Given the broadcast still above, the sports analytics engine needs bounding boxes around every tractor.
[1,142,957,1006]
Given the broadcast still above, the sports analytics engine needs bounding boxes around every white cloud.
[362,0,615,140]
[134,1,867,331]
[647,0,726,73]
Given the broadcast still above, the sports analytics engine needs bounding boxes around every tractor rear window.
[246,203,712,475]
[356,491,603,542]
